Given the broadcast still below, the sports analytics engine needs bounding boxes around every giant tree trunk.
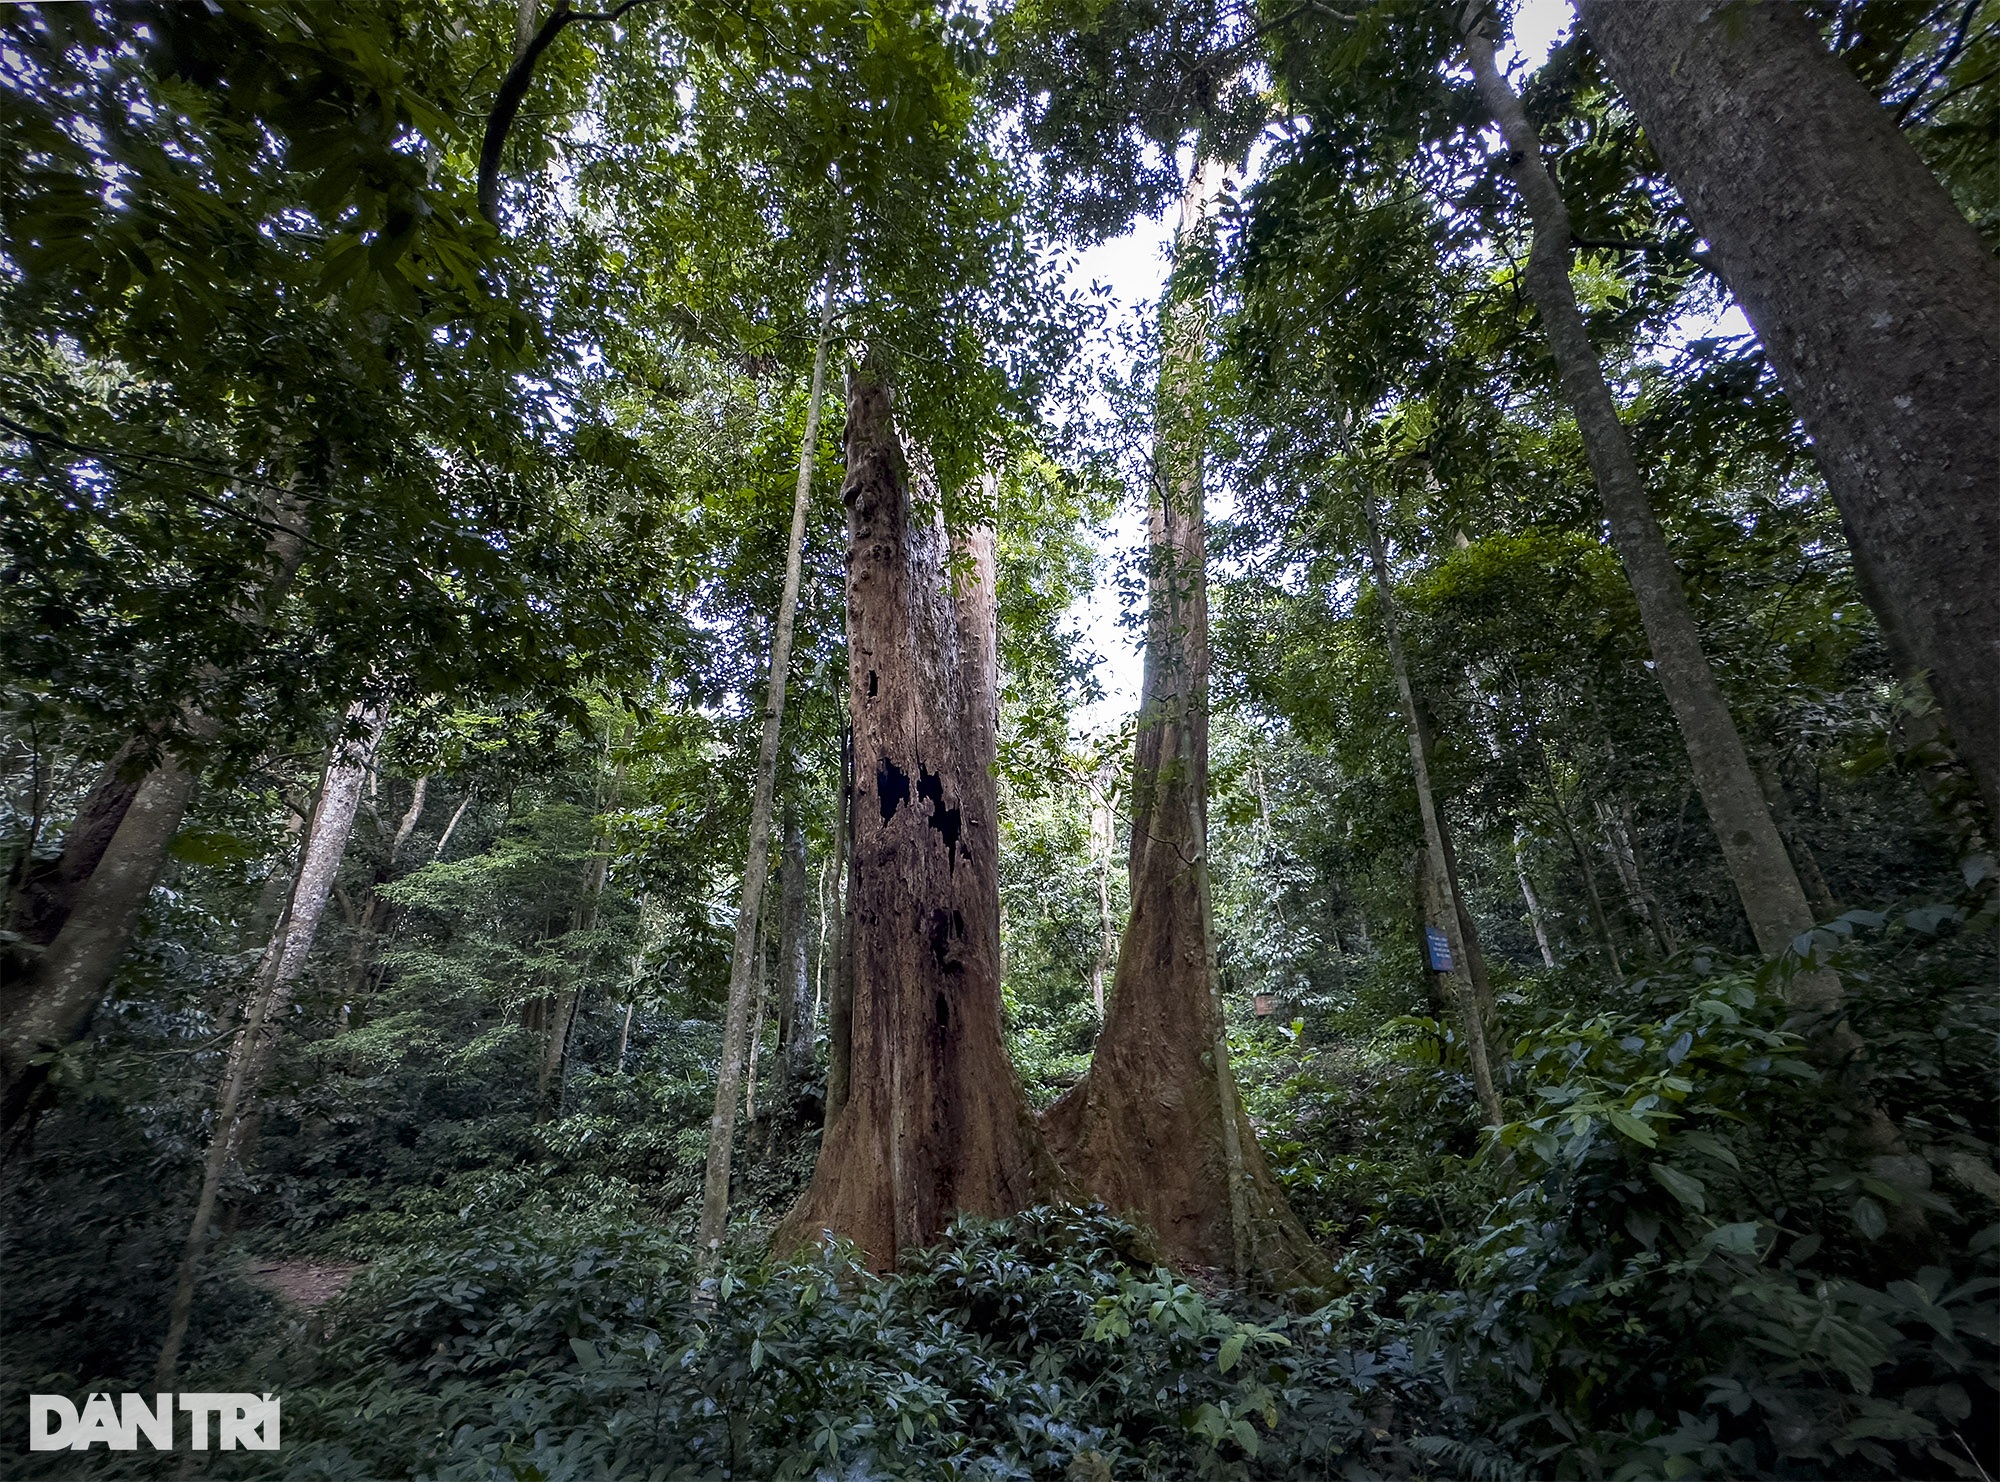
[696,274,835,1261]
[1459,18,1821,970]
[155,703,385,1388]
[1042,157,1327,1292]
[773,371,1066,1269]
[1576,0,2000,825]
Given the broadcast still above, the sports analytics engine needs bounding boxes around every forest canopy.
[0,1,1995,1478]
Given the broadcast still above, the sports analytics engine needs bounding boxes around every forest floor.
[241,1259,366,1311]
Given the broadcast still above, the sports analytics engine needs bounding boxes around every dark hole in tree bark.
[916,764,961,855]
[867,670,877,697]
[924,908,964,976]
[934,992,950,1027]
[877,759,909,823]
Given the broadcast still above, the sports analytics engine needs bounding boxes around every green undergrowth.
[206,1208,1504,1482]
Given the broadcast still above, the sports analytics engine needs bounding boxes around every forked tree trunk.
[1042,156,1327,1292]
[1,736,209,1132]
[1576,0,2000,825]
[2,493,308,1134]
[696,273,836,1262]
[4,739,145,956]
[772,371,1066,1268]
[156,702,385,1388]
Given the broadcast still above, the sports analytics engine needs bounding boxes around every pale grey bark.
[156,703,385,1388]
[1577,0,2000,824]
[1360,480,1504,1129]
[1460,13,1821,974]
[1514,826,1558,968]
[698,271,836,1263]
[777,816,814,1095]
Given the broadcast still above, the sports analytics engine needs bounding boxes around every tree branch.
[477,0,661,226]
[1570,233,1718,274]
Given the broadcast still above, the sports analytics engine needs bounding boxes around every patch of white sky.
[1060,0,1747,737]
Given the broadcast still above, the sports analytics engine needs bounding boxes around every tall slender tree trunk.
[1598,798,1673,956]
[538,800,611,1119]
[1753,752,1839,921]
[156,703,385,1388]
[696,274,837,1262]
[1088,771,1116,1020]
[1042,154,1326,1291]
[743,901,772,1128]
[1514,827,1558,968]
[775,815,814,1107]
[824,724,855,1121]
[1461,14,1816,966]
[1359,480,1505,1129]
[1576,0,1999,824]
[1470,4,1933,1243]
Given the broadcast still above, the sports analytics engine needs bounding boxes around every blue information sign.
[1423,926,1454,972]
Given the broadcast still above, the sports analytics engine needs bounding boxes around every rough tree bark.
[155,703,386,1388]
[696,272,836,1262]
[772,371,1067,1268]
[1576,0,1999,825]
[1042,155,1327,1291]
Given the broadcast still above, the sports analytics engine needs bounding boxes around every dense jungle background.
[1,0,1995,1477]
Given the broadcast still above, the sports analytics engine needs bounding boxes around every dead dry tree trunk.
[1041,152,1327,1293]
[1577,0,1999,826]
[156,702,386,1389]
[697,270,836,1264]
[1358,478,1504,1130]
[772,373,1067,1269]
